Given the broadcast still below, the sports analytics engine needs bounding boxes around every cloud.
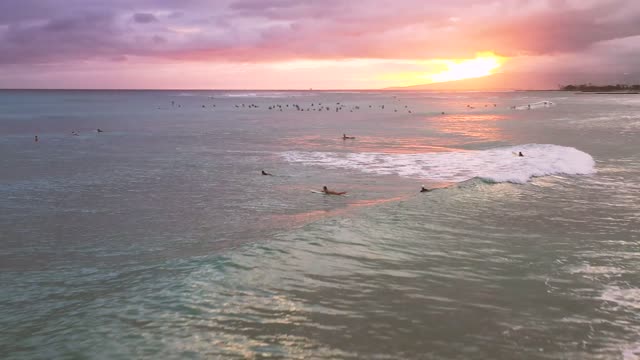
[0,12,125,64]
[152,35,168,44]
[133,13,158,24]
[0,0,639,75]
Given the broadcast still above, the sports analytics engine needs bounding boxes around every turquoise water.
[0,90,639,359]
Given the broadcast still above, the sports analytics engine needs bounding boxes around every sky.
[1,0,639,89]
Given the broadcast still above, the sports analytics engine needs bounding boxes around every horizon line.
[0,87,558,92]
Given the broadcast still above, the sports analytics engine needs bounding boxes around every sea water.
[0,90,639,359]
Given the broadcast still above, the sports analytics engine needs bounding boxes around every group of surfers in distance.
[34,129,104,142]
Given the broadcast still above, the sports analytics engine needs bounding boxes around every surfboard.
[310,190,348,196]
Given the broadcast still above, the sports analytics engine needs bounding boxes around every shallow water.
[0,90,639,359]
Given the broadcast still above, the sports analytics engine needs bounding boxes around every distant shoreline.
[576,91,639,94]
[560,84,640,93]
[573,90,640,94]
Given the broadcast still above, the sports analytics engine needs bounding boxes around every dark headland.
[559,84,640,94]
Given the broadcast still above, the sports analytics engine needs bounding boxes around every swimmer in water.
[323,186,346,195]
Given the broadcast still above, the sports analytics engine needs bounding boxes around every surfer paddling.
[420,185,430,193]
[342,134,356,140]
[323,186,346,195]
[261,170,273,176]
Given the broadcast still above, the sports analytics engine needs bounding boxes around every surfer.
[261,170,273,176]
[323,186,346,195]
[420,185,430,193]
[342,134,355,140]
[34,135,38,142]
[518,152,524,157]
[97,128,104,133]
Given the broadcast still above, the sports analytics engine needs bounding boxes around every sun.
[379,52,507,87]
[428,52,505,83]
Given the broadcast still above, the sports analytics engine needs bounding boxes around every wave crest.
[282,144,595,184]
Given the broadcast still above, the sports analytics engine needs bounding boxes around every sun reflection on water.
[429,113,509,142]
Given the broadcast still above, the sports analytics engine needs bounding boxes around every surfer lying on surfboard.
[342,134,356,140]
[323,186,347,195]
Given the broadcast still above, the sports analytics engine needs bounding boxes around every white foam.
[513,100,555,110]
[601,287,640,310]
[282,144,596,184]
[568,264,627,276]
[623,344,640,360]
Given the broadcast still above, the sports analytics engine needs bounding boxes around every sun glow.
[379,52,507,87]
[428,52,505,83]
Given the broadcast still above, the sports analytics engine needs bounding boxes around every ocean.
[0,90,638,359]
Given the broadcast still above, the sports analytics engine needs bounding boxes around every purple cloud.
[0,0,639,76]
[0,12,125,64]
[133,13,158,24]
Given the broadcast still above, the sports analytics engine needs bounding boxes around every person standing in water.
[34,135,38,142]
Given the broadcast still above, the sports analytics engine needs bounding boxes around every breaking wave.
[282,144,595,184]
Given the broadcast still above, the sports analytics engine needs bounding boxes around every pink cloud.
[1,0,640,88]
[1,0,639,64]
